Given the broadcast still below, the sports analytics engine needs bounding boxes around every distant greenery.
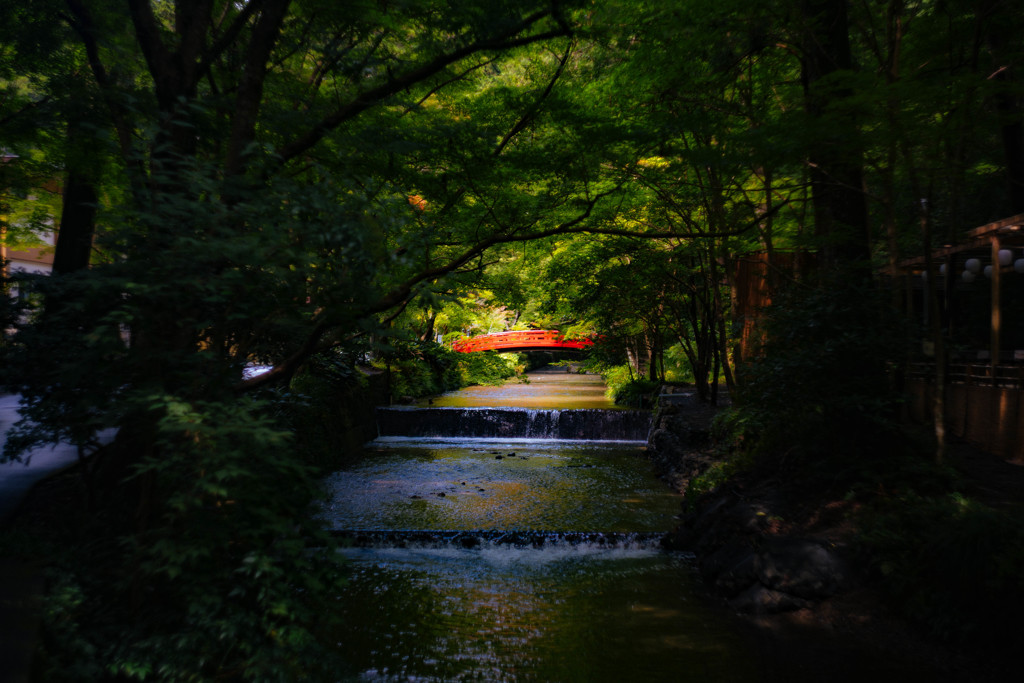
[456,350,525,386]
[374,340,522,401]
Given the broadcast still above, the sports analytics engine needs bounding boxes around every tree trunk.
[52,171,98,275]
[420,311,437,342]
[800,0,871,272]
[980,0,1024,213]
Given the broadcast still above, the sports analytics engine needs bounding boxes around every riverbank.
[648,393,1022,682]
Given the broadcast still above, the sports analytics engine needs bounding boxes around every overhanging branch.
[272,9,571,167]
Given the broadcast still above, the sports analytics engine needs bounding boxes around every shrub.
[600,365,659,407]
[374,340,520,401]
[729,279,907,470]
[857,492,1024,646]
[282,351,383,468]
[31,395,348,681]
[456,351,521,386]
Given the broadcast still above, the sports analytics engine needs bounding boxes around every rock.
[684,498,770,554]
[649,428,683,455]
[729,584,812,615]
[643,393,854,611]
[700,541,758,597]
[754,537,850,600]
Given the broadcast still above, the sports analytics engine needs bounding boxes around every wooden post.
[991,237,1002,381]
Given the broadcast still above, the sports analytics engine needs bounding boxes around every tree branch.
[126,0,179,106]
[224,0,292,178]
[494,39,573,156]
[64,1,144,189]
[199,0,266,79]
[273,10,570,167]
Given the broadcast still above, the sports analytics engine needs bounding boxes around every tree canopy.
[2,0,1023,679]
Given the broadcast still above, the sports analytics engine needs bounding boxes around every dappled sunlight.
[422,371,621,410]
[331,547,754,681]
[321,443,680,532]
[320,371,757,681]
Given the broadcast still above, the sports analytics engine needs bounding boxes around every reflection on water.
[420,368,621,410]
[330,548,755,682]
[325,368,755,681]
[320,441,680,532]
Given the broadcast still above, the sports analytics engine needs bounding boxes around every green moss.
[684,460,736,508]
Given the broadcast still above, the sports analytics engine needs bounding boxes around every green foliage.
[456,350,523,386]
[374,340,520,401]
[3,0,1024,677]
[605,370,659,408]
[857,492,1024,646]
[598,364,632,397]
[375,339,460,400]
[26,395,348,682]
[276,352,383,470]
[730,279,907,470]
[684,460,738,510]
[37,571,105,681]
[1,270,131,462]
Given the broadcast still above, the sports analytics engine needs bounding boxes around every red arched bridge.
[451,330,595,353]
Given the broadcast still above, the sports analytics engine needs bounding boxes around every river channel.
[320,367,758,681]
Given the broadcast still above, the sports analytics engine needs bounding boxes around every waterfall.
[375,406,651,441]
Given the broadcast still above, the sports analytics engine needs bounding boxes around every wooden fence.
[907,363,1024,461]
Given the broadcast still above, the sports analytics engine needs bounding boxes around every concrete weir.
[375,406,652,441]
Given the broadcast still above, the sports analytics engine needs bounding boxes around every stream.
[320,367,758,681]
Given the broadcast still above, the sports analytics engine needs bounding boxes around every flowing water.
[322,368,757,681]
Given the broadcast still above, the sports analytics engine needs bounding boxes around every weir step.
[330,528,672,550]
[376,406,652,441]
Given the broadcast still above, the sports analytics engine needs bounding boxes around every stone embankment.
[647,389,851,615]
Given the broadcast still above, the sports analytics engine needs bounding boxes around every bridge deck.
[451,330,593,353]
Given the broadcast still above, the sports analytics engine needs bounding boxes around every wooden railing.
[909,362,1024,389]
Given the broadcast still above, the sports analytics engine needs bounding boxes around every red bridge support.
[451,330,594,353]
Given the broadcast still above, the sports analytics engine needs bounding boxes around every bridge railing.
[451,330,594,353]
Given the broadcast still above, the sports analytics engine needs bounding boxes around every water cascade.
[321,369,756,681]
[376,405,652,441]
